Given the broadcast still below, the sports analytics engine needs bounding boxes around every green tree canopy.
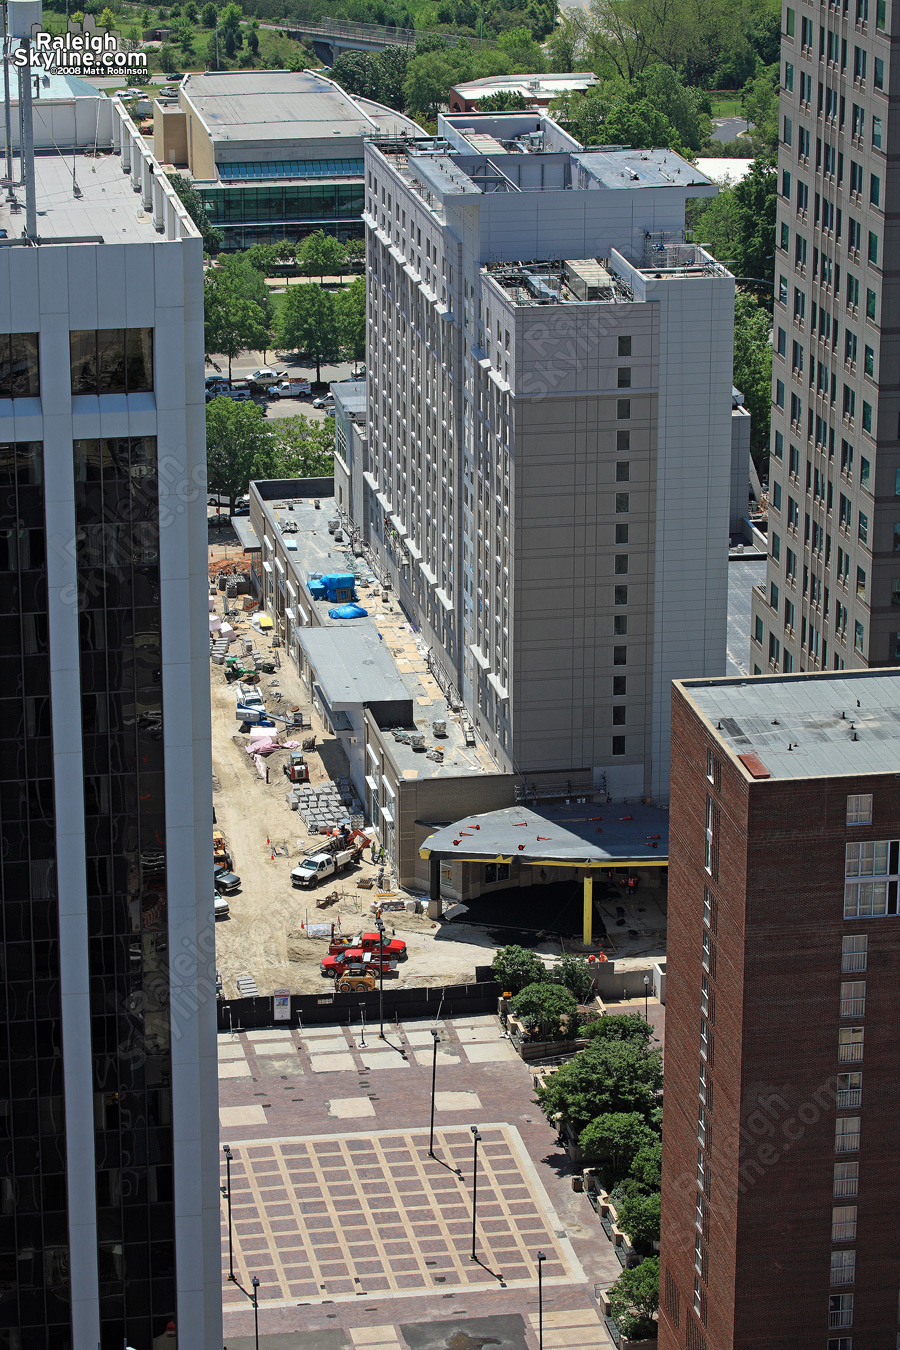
[633,64,710,150]
[300,230,348,281]
[581,1012,653,1047]
[476,90,529,111]
[607,1257,660,1339]
[277,283,341,382]
[549,954,597,1003]
[577,1111,658,1174]
[689,157,777,289]
[629,1138,663,1193]
[262,415,335,479]
[535,1039,662,1132]
[204,255,274,376]
[166,172,222,255]
[338,276,366,363]
[491,944,547,993]
[199,1,216,24]
[511,983,578,1040]
[206,398,272,512]
[615,1191,661,1254]
[732,292,773,470]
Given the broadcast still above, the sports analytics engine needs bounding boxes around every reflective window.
[70,329,153,396]
[0,332,39,397]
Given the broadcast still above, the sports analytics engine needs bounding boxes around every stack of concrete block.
[292,779,352,832]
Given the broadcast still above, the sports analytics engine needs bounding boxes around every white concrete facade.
[359,116,734,803]
[0,93,220,1346]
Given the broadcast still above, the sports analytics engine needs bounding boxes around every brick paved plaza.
[218,1014,624,1348]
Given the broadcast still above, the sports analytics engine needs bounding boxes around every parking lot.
[218,1013,621,1347]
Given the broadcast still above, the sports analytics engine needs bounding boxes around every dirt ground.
[208,538,538,997]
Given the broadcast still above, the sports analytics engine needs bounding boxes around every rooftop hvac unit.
[409,732,426,751]
[334,529,344,542]
[432,719,447,737]
[327,518,339,532]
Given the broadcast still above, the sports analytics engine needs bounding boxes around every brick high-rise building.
[750,0,898,673]
[660,669,900,1350]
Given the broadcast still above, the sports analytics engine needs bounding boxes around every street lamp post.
[376,917,385,1039]
[251,1275,261,1350]
[428,1029,440,1157]
[222,1143,235,1281]
[470,1126,482,1261]
[537,1251,546,1350]
[643,974,650,1023]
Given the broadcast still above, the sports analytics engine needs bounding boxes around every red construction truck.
[329,931,407,960]
[320,948,398,978]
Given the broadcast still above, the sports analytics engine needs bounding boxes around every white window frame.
[834,1161,859,1197]
[846,793,872,824]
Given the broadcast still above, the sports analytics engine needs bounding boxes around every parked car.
[273,378,311,398]
[214,895,230,919]
[250,368,283,386]
[214,865,241,895]
[320,949,397,978]
[312,394,334,409]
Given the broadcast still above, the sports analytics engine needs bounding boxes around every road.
[712,115,752,144]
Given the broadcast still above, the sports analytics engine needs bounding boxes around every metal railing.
[280,17,468,47]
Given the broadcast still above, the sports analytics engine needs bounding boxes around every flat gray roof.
[331,380,367,418]
[231,516,261,552]
[421,803,669,865]
[182,70,377,144]
[682,670,900,781]
[0,146,180,244]
[574,149,716,191]
[297,626,409,707]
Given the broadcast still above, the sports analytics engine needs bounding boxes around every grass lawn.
[709,95,744,119]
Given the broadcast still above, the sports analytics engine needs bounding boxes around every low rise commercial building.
[448,72,598,112]
[154,69,421,249]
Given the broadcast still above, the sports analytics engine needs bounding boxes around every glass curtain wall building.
[0,84,220,1350]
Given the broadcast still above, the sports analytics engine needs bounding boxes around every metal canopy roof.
[420,803,668,866]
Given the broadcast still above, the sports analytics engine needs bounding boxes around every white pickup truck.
[290,845,359,888]
[273,377,311,398]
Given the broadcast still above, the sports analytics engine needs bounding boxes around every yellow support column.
[583,872,593,947]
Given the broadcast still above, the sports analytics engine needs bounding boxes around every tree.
[577,1111,658,1173]
[167,172,222,254]
[375,46,410,111]
[491,944,547,993]
[299,230,347,282]
[494,25,545,69]
[277,283,341,382]
[331,49,381,100]
[477,90,529,111]
[607,1257,660,1339]
[243,242,280,276]
[338,277,366,365]
[512,983,578,1040]
[157,41,179,73]
[534,1039,662,1131]
[403,50,460,121]
[629,1139,663,1193]
[633,64,710,151]
[206,398,272,513]
[204,255,274,377]
[581,1013,653,1047]
[98,7,117,28]
[344,237,366,263]
[602,98,684,152]
[732,292,773,470]
[691,157,777,289]
[616,1192,661,1253]
[200,1,216,25]
[263,416,335,478]
[549,954,597,1003]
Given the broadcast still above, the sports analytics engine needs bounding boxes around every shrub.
[491,944,547,993]
[616,1191,661,1254]
[629,1139,663,1193]
[534,1039,662,1133]
[577,1112,658,1174]
[580,1012,653,1047]
[549,953,597,1003]
[512,983,578,1040]
[608,1256,660,1339]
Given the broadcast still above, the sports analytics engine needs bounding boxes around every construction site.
[207,511,669,1000]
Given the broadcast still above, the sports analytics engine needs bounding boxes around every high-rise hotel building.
[0,9,220,1346]
[359,114,736,802]
[751,0,898,673]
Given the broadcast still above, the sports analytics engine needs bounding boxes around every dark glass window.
[0,332,39,397]
[70,329,153,396]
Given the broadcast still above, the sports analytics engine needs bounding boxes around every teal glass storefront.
[198,179,365,249]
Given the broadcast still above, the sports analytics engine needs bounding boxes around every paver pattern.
[222,1124,573,1308]
[218,1013,629,1344]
